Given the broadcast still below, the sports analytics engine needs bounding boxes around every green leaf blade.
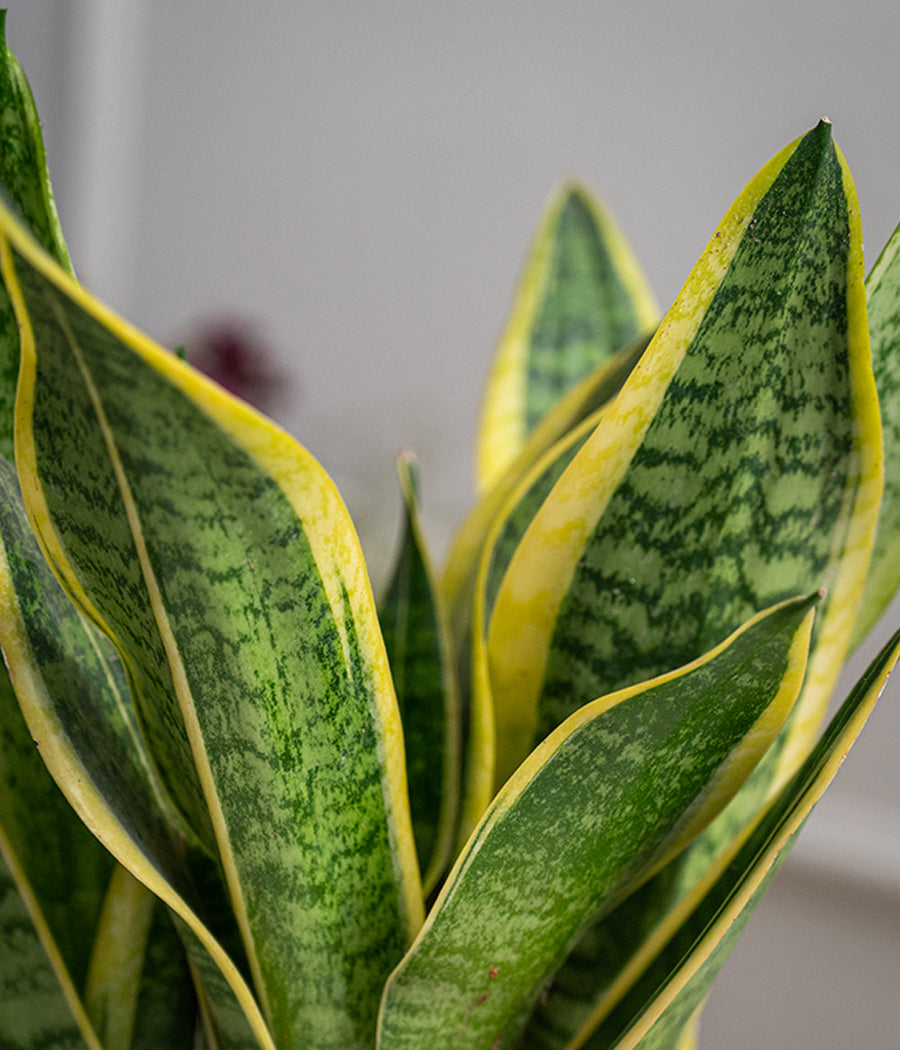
[0,13,72,463]
[379,453,460,895]
[571,625,900,1050]
[488,120,880,796]
[477,183,658,492]
[1,205,423,1049]
[377,595,816,1050]
[854,222,900,643]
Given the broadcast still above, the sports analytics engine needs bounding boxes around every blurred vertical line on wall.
[65,0,149,315]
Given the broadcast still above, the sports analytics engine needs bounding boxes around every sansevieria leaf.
[0,10,73,460]
[0,198,424,1048]
[487,119,880,793]
[569,626,900,1050]
[0,649,109,1050]
[377,594,816,1050]
[379,453,460,895]
[84,865,196,1050]
[476,182,658,493]
[493,120,882,1050]
[0,456,266,1050]
[853,222,900,643]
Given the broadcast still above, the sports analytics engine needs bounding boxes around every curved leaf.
[0,652,107,1050]
[476,183,658,492]
[487,120,880,794]
[570,626,900,1050]
[853,222,900,643]
[0,199,425,1048]
[0,11,72,461]
[0,456,269,1049]
[0,846,100,1049]
[377,594,816,1050]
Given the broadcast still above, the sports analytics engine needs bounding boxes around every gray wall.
[8,3,899,1045]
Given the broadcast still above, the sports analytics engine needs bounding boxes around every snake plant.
[0,12,897,1050]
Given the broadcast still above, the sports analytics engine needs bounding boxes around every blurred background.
[8,2,898,1045]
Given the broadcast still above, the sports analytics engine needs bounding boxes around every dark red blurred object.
[183,318,289,414]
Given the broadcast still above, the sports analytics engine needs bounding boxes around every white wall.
[8,2,899,1045]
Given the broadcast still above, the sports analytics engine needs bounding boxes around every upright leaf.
[0,847,100,1050]
[853,222,900,642]
[476,183,658,492]
[0,199,423,1049]
[377,595,816,1050]
[85,865,196,1050]
[0,652,108,1050]
[379,453,460,895]
[487,120,880,791]
[0,12,72,460]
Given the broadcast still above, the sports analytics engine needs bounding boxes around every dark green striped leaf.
[569,626,900,1050]
[0,199,423,1049]
[0,648,108,1050]
[0,12,72,461]
[487,122,881,1050]
[446,336,649,843]
[0,456,268,1049]
[377,594,816,1050]
[476,183,657,492]
[853,223,900,643]
[379,453,460,895]
[488,120,880,801]
[0,847,99,1049]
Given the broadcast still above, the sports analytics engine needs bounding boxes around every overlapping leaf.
[377,594,816,1050]
[0,197,424,1048]
[471,122,883,1050]
[476,183,658,493]
[0,11,72,460]
[565,626,900,1050]
[487,119,880,798]
[0,455,266,1049]
[84,865,196,1050]
[853,222,900,643]
[0,652,108,1050]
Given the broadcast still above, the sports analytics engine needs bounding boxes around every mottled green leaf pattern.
[1,202,422,1049]
[0,13,72,461]
[477,184,657,491]
[572,627,900,1050]
[488,120,879,795]
[0,456,267,1049]
[854,222,900,642]
[0,848,98,1049]
[378,596,815,1050]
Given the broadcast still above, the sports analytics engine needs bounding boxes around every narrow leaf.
[0,653,109,1049]
[0,11,73,460]
[85,865,196,1050]
[496,122,881,1049]
[0,845,100,1049]
[377,595,816,1050]
[571,625,900,1050]
[0,200,423,1048]
[476,183,658,492]
[853,222,900,643]
[379,453,460,895]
